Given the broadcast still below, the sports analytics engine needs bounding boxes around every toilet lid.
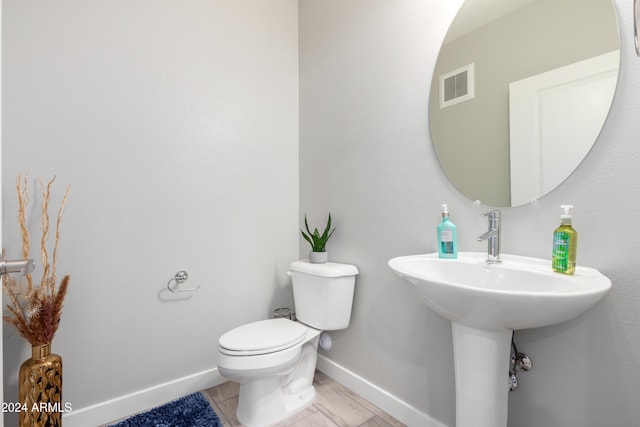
[218,318,308,356]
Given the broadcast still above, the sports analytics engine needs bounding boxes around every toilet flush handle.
[287,271,295,278]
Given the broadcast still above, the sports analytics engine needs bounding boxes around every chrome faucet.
[477,210,501,263]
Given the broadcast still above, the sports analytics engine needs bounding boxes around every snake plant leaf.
[304,215,314,237]
[301,230,314,246]
[319,213,334,241]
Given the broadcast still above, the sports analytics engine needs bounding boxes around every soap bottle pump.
[552,205,577,275]
[438,204,458,259]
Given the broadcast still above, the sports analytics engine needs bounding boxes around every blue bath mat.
[108,392,222,427]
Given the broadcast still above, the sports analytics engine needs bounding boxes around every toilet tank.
[289,261,359,331]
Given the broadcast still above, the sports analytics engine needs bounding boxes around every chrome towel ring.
[167,270,200,293]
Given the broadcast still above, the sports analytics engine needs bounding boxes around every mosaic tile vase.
[19,343,63,427]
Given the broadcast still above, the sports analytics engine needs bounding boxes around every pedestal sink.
[388,252,611,427]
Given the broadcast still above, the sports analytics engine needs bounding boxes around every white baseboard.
[316,355,449,427]
[63,358,446,427]
[63,367,225,427]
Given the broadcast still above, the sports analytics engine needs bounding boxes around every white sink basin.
[388,252,611,331]
[388,252,612,427]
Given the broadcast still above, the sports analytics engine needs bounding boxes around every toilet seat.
[219,318,308,356]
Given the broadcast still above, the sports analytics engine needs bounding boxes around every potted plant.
[300,213,335,263]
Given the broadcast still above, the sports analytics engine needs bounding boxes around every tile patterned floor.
[202,370,406,427]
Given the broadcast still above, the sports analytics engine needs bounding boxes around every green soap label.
[553,231,570,271]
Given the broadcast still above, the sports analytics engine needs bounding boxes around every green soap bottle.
[552,205,577,275]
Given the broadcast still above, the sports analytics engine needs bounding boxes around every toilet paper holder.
[167,270,200,293]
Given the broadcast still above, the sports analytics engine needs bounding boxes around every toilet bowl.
[216,260,358,427]
[218,319,322,426]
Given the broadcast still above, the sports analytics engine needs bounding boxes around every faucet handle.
[482,209,501,218]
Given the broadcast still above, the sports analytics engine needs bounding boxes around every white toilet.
[217,260,358,427]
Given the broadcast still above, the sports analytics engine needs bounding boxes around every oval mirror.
[429,0,620,207]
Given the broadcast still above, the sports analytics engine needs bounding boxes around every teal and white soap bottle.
[438,204,458,259]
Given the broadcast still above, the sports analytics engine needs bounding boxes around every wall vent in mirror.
[439,63,475,109]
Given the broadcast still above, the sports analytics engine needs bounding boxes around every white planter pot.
[309,251,328,263]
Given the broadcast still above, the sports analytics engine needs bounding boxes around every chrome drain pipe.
[509,332,532,391]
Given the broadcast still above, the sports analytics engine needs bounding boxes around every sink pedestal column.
[451,323,512,427]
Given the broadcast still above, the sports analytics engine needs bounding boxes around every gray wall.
[300,0,640,426]
[3,0,299,424]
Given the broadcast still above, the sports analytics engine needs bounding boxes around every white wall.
[2,0,299,425]
[300,1,640,426]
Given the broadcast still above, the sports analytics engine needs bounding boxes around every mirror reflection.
[429,0,620,207]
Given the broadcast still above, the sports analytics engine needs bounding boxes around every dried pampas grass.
[2,174,71,346]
